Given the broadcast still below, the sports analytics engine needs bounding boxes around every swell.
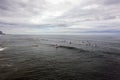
[58,45,78,50]
[50,44,89,52]
[103,51,120,56]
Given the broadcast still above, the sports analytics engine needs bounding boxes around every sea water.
[0,34,120,80]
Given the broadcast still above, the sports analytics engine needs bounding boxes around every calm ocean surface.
[0,35,120,80]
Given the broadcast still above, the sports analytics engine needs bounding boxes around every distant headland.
[0,31,5,35]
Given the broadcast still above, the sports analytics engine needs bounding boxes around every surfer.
[69,41,72,44]
[55,44,59,48]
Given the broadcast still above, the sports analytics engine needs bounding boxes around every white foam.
[0,47,7,51]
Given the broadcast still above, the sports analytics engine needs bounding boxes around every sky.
[0,0,120,34]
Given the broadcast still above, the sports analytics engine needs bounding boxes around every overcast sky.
[0,0,120,34]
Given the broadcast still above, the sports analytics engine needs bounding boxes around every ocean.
[0,35,120,80]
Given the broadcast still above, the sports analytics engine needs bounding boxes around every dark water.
[0,35,120,80]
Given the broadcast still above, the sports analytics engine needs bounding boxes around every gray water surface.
[0,35,120,80]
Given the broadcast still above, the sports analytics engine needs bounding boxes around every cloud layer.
[0,0,120,34]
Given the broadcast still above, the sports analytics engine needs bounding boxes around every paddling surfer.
[55,44,59,48]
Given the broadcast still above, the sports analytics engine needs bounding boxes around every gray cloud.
[102,0,120,5]
[0,0,120,34]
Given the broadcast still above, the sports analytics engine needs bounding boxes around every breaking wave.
[0,47,7,51]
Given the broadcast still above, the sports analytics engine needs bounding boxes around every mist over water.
[0,35,120,80]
